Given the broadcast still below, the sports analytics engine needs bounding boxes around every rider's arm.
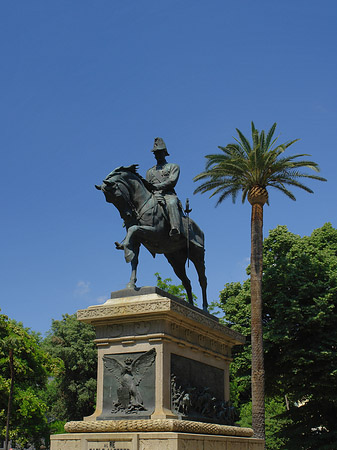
[145,168,157,191]
[155,164,180,191]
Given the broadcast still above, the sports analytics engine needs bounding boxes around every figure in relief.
[103,349,155,414]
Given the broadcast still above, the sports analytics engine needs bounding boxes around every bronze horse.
[96,166,208,311]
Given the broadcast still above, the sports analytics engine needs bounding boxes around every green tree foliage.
[214,223,337,449]
[239,397,291,450]
[0,312,57,448]
[43,314,97,421]
[154,272,197,303]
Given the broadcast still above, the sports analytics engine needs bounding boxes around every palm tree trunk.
[250,202,265,442]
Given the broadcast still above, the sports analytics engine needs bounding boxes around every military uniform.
[146,138,181,236]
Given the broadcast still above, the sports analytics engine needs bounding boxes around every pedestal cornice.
[77,287,245,346]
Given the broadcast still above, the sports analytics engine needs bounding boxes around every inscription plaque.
[87,440,133,450]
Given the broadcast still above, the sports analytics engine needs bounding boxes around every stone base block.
[51,431,264,450]
[77,288,246,423]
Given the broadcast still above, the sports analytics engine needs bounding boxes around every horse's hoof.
[115,241,124,250]
[126,282,137,290]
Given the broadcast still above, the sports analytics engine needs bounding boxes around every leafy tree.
[194,122,326,440]
[0,312,56,448]
[154,272,197,303]
[239,397,291,450]
[214,223,337,449]
[43,314,97,421]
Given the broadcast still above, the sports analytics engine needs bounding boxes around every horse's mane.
[108,165,150,194]
[114,164,138,174]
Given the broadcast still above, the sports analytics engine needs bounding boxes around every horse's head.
[96,166,148,224]
[99,168,130,205]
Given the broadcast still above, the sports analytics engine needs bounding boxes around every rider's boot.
[167,202,181,240]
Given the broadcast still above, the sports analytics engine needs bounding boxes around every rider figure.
[146,137,181,238]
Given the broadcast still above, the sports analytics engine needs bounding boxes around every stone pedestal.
[51,288,264,450]
[51,431,264,450]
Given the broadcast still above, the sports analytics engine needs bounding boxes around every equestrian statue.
[95,138,208,311]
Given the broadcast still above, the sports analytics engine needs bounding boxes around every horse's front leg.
[121,225,155,263]
[116,225,138,263]
[126,244,140,289]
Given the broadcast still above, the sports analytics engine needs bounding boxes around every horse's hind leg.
[164,251,193,305]
[190,245,208,312]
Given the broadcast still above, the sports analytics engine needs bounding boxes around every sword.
[184,198,192,267]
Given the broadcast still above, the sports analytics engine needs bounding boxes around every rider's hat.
[151,137,169,156]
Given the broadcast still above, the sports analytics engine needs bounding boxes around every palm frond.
[269,178,314,193]
[194,122,326,205]
[241,186,250,203]
[235,128,252,155]
[269,184,297,201]
[224,143,248,159]
[298,174,327,181]
[259,130,266,151]
[215,185,242,205]
[283,139,300,149]
[251,121,257,135]
[251,122,259,148]
[265,123,277,149]
[268,135,280,149]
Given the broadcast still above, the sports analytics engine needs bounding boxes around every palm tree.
[193,122,326,441]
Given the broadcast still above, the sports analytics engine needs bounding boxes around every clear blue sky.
[1,0,336,335]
